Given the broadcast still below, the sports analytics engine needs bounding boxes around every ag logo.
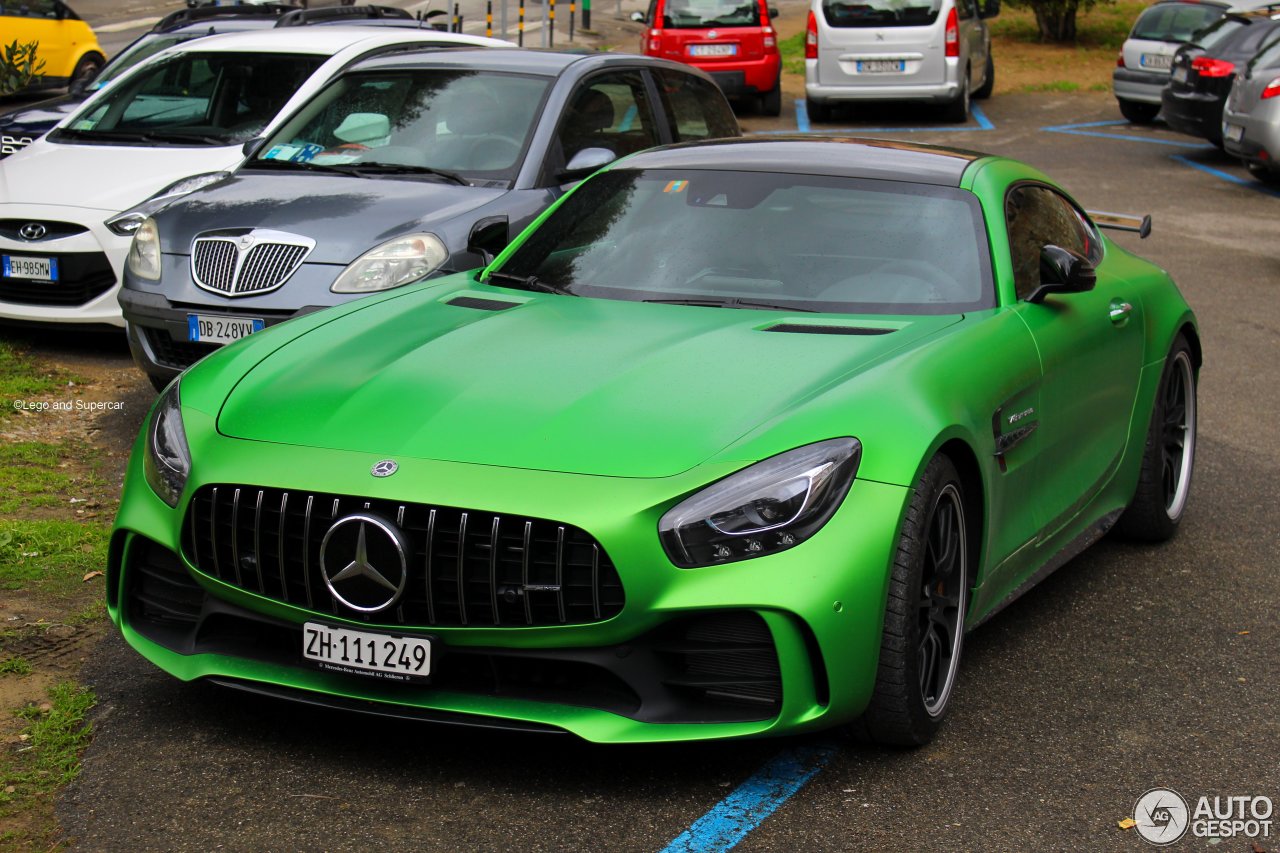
[1134,788,1190,845]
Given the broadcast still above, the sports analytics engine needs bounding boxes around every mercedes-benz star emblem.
[319,514,409,613]
[19,223,46,241]
[371,459,398,478]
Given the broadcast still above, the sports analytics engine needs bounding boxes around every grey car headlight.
[143,381,191,508]
[125,217,162,281]
[659,438,861,568]
[331,233,448,294]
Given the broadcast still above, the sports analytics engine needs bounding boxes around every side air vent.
[446,296,519,312]
[763,323,896,336]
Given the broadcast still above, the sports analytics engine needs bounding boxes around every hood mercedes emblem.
[319,514,409,613]
[371,459,398,478]
[18,222,46,241]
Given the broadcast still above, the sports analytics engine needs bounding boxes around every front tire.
[1116,336,1197,541]
[853,455,969,747]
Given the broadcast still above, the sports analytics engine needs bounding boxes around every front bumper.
[1112,67,1169,105]
[0,204,128,327]
[108,414,910,743]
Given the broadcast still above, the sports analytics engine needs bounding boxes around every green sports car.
[108,137,1199,745]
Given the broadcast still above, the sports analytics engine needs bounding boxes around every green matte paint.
[108,152,1197,742]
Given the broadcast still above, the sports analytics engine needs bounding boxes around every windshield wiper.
[54,128,153,142]
[486,271,573,295]
[342,163,469,185]
[643,297,815,312]
[245,158,366,175]
[142,130,228,145]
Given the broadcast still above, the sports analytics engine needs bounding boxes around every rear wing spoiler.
[1088,211,1152,239]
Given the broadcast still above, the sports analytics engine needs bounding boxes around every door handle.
[1109,300,1133,324]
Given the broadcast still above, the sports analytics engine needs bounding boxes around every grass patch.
[0,441,92,515]
[2,683,96,802]
[1022,80,1082,91]
[0,657,32,676]
[0,342,62,419]
[0,520,110,597]
[779,31,806,77]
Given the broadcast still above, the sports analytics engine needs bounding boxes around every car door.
[10,0,73,80]
[956,0,984,85]
[1006,184,1145,540]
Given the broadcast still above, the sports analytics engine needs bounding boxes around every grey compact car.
[1222,34,1280,183]
[120,48,740,388]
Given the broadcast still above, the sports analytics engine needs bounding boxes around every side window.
[555,71,660,167]
[1005,185,1098,301]
[644,0,659,23]
[20,0,57,17]
[652,68,738,142]
[956,0,975,21]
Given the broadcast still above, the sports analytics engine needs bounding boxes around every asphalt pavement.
[8,89,1269,851]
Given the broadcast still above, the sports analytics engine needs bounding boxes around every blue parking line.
[658,743,839,853]
[1171,154,1280,197]
[1042,120,1216,149]
[784,100,994,135]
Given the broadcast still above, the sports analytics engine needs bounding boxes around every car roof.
[351,47,600,76]
[613,137,985,186]
[166,26,502,56]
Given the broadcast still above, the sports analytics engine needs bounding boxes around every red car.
[633,0,783,115]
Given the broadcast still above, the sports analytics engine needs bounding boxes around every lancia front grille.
[190,230,313,297]
[181,485,626,628]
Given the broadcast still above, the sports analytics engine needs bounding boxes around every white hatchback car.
[803,0,998,123]
[0,26,508,329]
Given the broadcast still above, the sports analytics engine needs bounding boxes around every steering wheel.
[467,136,523,171]
[872,259,964,302]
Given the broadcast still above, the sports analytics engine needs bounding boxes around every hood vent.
[446,296,520,312]
[763,323,896,336]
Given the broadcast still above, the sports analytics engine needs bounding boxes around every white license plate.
[1140,53,1171,70]
[2,255,57,281]
[187,314,264,344]
[690,43,737,56]
[856,59,905,73]
[303,622,432,682]
[1225,123,1244,142]
[1172,66,1188,84]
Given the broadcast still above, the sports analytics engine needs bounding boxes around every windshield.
[53,52,323,146]
[821,0,942,28]
[662,0,760,28]
[1129,2,1223,43]
[89,33,199,91]
[248,70,551,185]
[493,169,994,315]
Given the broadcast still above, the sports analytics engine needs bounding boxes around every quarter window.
[1004,185,1100,301]
[652,69,737,142]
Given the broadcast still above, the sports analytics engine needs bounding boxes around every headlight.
[659,438,861,568]
[106,171,229,236]
[331,233,448,294]
[125,217,162,281]
[143,381,191,507]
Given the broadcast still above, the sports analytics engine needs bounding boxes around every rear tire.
[806,97,832,123]
[758,81,782,117]
[1116,336,1197,542]
[70,53,104,89]
[973,53,994,100]
[942,73,969,123]
[852,454,969,747]
[1117,98,1159,124]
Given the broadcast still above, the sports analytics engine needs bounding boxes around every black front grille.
[182,486,625,628]
[0,251,114,306]
[144,327,220,370]
[658,613,783,710]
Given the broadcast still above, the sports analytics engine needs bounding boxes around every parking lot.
[0,83,1266,849]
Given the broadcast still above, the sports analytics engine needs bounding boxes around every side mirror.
[242,137,267,158]
[768,6,780,17]
[560,147,616,182]
[467,216,509,265]
[1026,245,1095,304]
[630,10,647,22]
[980,0,1000,17]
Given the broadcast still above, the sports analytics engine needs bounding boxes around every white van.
[804,0,998,122]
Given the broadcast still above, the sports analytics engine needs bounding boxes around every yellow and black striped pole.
[452,2,460,32]
[549,0,556,46]
[486,0,492,37]
[518,0,524,45]
[569,0,575,40]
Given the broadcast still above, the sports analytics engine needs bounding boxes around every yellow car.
[2,0,105,91]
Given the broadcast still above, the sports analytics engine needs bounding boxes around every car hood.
[216,280,962,478]
[0,94,81,135]
[0,139,246,213]
[157,173,507,264]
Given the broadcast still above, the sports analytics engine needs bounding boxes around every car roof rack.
[157,3,297,32]
[275,5,415,27]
